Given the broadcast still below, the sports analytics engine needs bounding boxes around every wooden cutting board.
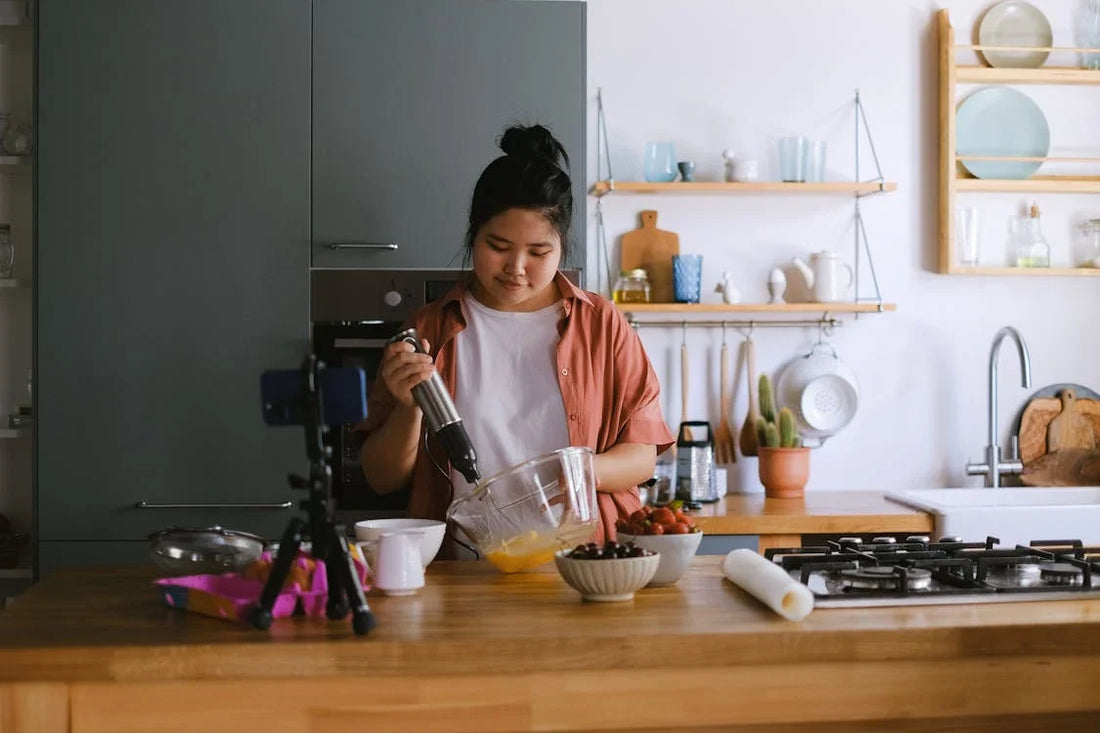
[1019,389,1100,465]
[620,210,679,303]
[1021,449,1100,487]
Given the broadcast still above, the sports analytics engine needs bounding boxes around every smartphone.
[260,366,368,427]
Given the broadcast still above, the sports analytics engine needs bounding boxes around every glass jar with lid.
[613,268,650,304]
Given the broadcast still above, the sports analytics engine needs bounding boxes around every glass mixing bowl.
[445,446,599,573]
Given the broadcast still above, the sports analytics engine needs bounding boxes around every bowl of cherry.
[553,541,660,602]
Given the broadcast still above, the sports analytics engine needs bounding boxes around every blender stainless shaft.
[387,328,481,485]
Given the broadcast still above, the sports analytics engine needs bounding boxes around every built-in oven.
[310,268,580,515]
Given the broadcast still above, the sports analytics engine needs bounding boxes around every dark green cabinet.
[37,0,312,554]
[35,0,585,573]
[310,0,586,270]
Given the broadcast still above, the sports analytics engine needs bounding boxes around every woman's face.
[470,208,563,312]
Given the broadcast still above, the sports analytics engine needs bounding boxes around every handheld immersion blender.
[387,328,481,485]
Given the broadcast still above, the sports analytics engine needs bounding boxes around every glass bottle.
[1081,219,1100,268]
[1015,204,1050,268]
[612,268,651,304]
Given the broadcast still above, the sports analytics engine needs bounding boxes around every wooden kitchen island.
[2,561,1099,732]
[694,491,934,551]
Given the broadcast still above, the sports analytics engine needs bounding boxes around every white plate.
[978,1,1053,68]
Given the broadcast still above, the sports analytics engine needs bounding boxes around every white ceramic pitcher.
[358,530,425,596]
[792,251,854,303]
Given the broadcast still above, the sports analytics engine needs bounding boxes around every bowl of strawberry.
[615,503,703,586]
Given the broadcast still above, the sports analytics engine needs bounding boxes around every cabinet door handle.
[135,501,293,510]
[326,242,399,250]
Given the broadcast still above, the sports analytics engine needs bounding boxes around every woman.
[358,124,674,545]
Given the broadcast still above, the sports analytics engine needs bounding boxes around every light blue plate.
[956,87,1049,180]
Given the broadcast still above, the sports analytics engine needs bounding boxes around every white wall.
[584,0,1100,492]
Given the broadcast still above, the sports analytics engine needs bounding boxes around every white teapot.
[791,251,854,303]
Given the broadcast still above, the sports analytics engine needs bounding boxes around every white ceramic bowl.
[775,343,860,442]
[617,531,703,586]
[799,373,859,433]
[554,550,660,602]
[353,518,446,568]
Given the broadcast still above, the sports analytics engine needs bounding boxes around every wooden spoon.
[680,329,693,442]
[713,339,736,464]
[738,336,759,457]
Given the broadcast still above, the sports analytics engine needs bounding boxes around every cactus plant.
[756,375,801,448]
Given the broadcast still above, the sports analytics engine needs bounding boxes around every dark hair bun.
[499,124,569,170]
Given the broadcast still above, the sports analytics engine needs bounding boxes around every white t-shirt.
[448,292,571,496]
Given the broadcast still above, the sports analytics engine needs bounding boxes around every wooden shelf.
[956,66,1100,85]
[0,156,30,170]
[590,181,897,196]
[946,266,1100,277]
[615,302,896,314]
[0,278,27,288]
[0,429,30,438]
[956,177,1100,194]
[938,10,1100,274]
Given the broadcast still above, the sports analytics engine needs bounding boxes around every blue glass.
[673,254,703,303]
[643,142,676,182]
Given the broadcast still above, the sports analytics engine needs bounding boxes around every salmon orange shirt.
[356,272,675,544]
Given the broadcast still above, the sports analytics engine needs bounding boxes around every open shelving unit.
[592,89,898,326]
[938,9,1100,275]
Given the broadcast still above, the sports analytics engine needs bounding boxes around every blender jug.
[445,447,599,573]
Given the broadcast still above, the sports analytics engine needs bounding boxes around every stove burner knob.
[383,290,403,307]
[939,536,963,544]
[838,537,862,547]
[905,535,931,544]
[871,536,897,544]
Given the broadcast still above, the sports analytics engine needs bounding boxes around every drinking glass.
[643,142,676,182]
[1075,0,1100,70]
[778,136,808,182]
[956,206,981,267]
[672,254,703,303]
[805,140,827,183]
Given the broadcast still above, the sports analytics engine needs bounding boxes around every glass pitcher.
[445,447,598,573]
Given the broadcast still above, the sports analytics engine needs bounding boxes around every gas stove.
[768,536,1100,608]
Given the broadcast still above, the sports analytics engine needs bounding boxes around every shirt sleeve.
[608,309,676,456]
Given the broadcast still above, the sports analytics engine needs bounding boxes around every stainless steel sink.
[886,487,1100,545]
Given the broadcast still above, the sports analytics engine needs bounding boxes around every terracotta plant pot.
[757,447,811,498]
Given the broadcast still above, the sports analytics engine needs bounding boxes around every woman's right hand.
[379,338,435,409]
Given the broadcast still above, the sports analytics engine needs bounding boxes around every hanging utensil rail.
[626,317,841,331]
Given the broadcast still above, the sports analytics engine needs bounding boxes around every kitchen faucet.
[966,326,1032,487]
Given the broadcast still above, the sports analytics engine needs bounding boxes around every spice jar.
[613,268,650,304]
[1080,219,1100,268]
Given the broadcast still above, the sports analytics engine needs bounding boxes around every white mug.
[809,251,854,303]
[357,530,424,596]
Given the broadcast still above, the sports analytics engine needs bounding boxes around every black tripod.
[248,355,375,636]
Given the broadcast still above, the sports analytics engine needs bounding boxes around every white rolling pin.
[721,548,814,621]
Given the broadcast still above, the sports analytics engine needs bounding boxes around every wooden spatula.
[713,339,736,464]
[738,336,759,457]
[680,340,693,442]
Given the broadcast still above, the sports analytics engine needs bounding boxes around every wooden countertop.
[2,561,1099,731]
[693,490,934,535]
[1,559,1095,683]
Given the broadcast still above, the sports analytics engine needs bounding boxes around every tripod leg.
[325,543,351,621]
[323,523,375,636]
[248,517,307,631]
